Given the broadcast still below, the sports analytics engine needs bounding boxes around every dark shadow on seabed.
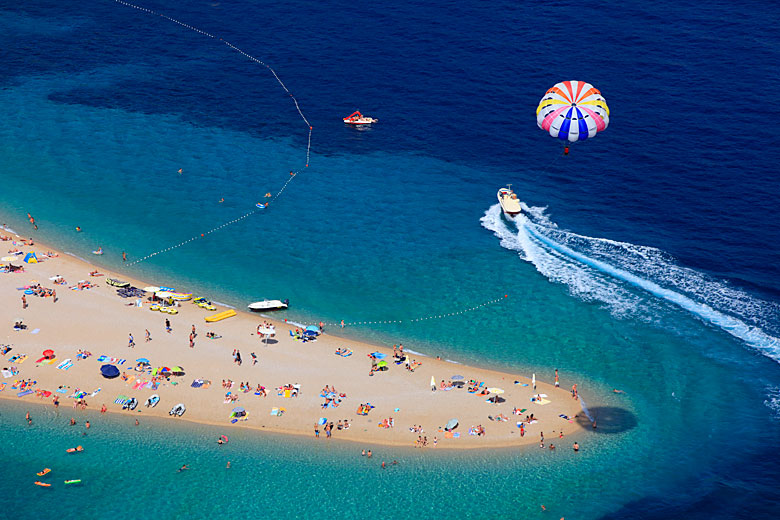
[597,446,780,520]
[575,406,637,434]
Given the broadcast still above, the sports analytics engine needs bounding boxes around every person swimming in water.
[178,464,189,472]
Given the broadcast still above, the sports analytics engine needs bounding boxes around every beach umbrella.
[171,366,184,372]
[143,286,160,293]
[371,352,387,359]
[430,376,436,388]
[305,325,319,332]
[42,349,54,357]
[451,375,464,380]
[232,407,246,413]
[377,360,388,368]
[318,417,327,425]
[100,364,120,379]
[155,291,173,299]
[445,418,458,431]
[136,358,150,364]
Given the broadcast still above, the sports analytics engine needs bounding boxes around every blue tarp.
[100,364,120,378]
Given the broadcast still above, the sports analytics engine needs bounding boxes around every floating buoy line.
[113,0,312,266]
[293,296,509,328]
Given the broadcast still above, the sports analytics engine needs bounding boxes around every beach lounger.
[56,359,72,370]
[17,389,34,397]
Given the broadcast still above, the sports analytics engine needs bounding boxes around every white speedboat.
[497,185,522,218]
[248,299,289,312]
[343,110,378,125]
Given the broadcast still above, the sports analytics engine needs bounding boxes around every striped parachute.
[536,81,609,142]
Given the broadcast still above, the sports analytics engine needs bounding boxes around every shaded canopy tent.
[23,252,38,264]
[100,364,120,379]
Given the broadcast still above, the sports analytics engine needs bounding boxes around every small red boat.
[343,110,378,125]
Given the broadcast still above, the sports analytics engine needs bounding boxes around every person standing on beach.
[236,350,242,366]
[128,333,135,348]
[251,352,257,365]
[165,319,171,333]
[145,329,151,342]
[191,324,196,337]
[21,294,27,309]
[189,333,194,349]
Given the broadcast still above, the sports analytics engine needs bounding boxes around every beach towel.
[532,398,551,406]
[61,362,73,370]
[91,388,101,397]
[114,395,128,404]
[98,356,108,362]
[43,357,57,365]
[513,381,529,387]
[30,329,39,334]
[56,359,72,370]
[56,387,68,393]
[270,407,279,416]
[132,382,142,390]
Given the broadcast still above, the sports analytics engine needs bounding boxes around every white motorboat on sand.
[497,184,522,218]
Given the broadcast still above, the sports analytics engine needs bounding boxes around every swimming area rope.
[113,0,312,266]
[293,296,508,328]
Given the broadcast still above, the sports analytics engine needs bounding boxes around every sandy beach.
[1,231,585,449]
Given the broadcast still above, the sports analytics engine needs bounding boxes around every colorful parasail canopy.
[536,80,609,142]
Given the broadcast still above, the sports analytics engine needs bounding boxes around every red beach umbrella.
[42,349,55,358]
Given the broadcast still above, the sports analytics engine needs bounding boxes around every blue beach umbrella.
[303,330,317,336]
[451,375,464,380]
[232,407,245,413]
[305,325,319,332]
[100,364,120,379]
[445,418,459,431]
[318,417,327,425]
[370,352,386,359]
[136,358,150,364]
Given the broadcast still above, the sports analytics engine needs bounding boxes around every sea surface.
[1,1,780,518]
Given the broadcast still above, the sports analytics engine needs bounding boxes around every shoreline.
[1,228,588,450]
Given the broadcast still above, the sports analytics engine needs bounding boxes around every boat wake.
[481,203,780,364]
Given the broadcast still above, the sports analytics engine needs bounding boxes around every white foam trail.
[765,386,780,418]
[481,204,780,364]
[579,396,594,422]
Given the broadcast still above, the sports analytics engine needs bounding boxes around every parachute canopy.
[536,81,609,142]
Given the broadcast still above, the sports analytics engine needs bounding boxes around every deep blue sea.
[2,0,780,518]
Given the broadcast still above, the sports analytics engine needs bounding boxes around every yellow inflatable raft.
[205,309,236,322]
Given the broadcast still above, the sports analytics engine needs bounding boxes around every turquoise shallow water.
[2,1,780,518]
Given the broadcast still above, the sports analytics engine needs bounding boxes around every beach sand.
[0,232,584,449]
